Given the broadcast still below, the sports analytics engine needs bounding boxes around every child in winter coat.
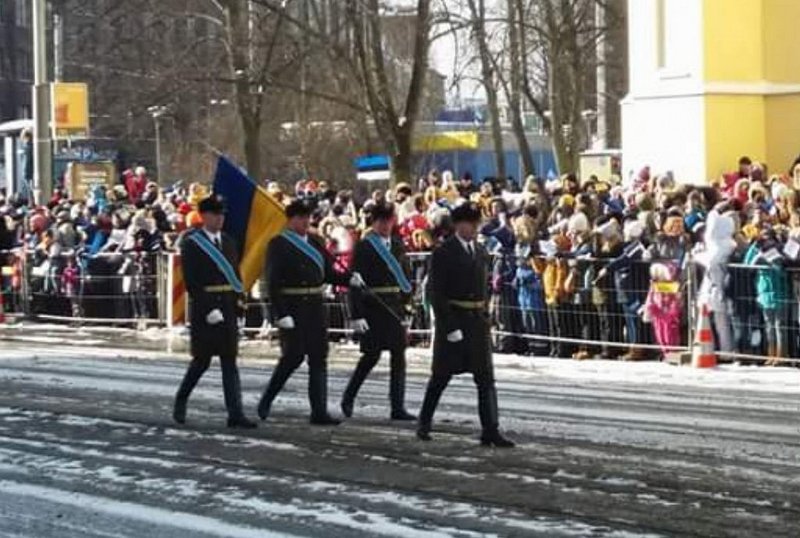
[744,230,789,364]
[645,262,682,359]
[514,244,549,356]
[61,256,82,320]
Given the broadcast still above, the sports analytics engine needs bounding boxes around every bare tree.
[523,0,607,173]
[500,0,535,178]
[464,0,505,181]
[346,0,433,186]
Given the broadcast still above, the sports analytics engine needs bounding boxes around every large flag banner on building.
[212,156,286,290]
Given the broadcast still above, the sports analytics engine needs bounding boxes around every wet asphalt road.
[0,335,798,537]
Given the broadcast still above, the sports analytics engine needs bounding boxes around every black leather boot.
[257,359,295,420]
[390,352,416,421]
[309,361,340,426]
[173,357,209,425]
[416,375,449,441]
[221,360,256,429]
[341,355,375,418]
[172,397,187,425]
[480,429,515,448]
[478,384,514,448]
[227,416,257,429]
[416,423,432,441]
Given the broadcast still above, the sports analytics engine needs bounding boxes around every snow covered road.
[0,336,798,537]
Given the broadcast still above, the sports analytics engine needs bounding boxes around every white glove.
[351,318,370,333]
[206,309,224,325]
[276,316,295,330]
[446,329,464,343]
[349,272,366,288]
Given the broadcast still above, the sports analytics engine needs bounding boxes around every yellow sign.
[51,82,90,138]
[67,161,116,201]
[413,131,479,152]
[651,281,680,294]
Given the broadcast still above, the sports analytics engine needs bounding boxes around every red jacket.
[124,171,146,203]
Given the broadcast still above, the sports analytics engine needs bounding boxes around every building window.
[655,0,666,69]
[15,0,29,27]
[655,0,692,74]
[0,0,10,24]
[19,104,31,119]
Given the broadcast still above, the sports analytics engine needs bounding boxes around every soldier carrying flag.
[173,194,257,429]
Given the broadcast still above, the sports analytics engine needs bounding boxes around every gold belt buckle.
[204,284,233,293]
[449,299,485,310]
[371,286,401,294]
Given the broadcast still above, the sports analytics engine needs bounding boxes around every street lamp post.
[581,109,598,150]
[147,105,169,184]
[32,0,52,204]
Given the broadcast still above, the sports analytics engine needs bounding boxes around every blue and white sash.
[365,233,412,293]
[187,231,244,293]
[281,229,325,273]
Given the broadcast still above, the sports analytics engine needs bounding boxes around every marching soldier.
[341,202,416,421]
[258,200,364,425]
[417,203,515,447]
[173,195,256,429]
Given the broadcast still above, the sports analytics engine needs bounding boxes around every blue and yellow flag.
[212,156,286,291]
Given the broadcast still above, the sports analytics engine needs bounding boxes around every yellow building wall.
[702,0,800,178]
[627,0,800,182]
[762,0,800,83]
[704,95,766,180]
[764,96,800,173]
[703,0,763,82]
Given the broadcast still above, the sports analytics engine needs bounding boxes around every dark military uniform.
[174,229,248,422]
[258,232,349,422]
[341,232,413,418]
[418,235,507,442]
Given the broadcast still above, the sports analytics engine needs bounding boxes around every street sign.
[66,161,116,201]
[51,82,90,139]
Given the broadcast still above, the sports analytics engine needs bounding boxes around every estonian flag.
[212,156,286,291]
[355,154,391,182]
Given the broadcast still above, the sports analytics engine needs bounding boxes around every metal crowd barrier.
[314,252,690,360]
[1,248,164,326]
[3,243,800,366]
[704,260,800,366]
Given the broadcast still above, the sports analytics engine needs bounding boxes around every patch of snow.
[0,479,302,538]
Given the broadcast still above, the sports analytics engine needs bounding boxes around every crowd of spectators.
[0,166,209,319]
[2,156,800,363]
[297,159,800,364]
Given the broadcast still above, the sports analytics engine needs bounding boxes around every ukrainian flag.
[212,156,286,290]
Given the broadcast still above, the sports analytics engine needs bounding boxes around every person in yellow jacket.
[531,233,572,357]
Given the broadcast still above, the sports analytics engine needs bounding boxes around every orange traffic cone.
[692,304,716,368]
